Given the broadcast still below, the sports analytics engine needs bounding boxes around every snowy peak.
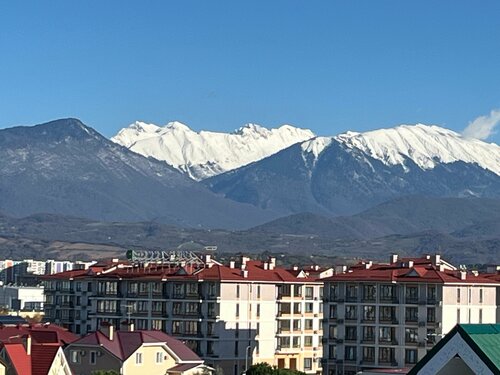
[334,124,500,175]
[112,121,315,180]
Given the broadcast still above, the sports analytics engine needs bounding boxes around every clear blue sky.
[1,1,500,142]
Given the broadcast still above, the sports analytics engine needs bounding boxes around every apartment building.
[43,253,330,375]
[322,254,499,375]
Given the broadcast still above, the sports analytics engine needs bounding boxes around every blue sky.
[1,1,500,142]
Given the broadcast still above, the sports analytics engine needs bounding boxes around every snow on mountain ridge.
[334,124,500,175]
[112,121,315,180]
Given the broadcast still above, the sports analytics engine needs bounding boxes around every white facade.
[0,285,44,311]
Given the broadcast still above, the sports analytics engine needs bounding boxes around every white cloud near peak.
[462,109,500,140]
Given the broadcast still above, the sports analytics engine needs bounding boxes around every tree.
[246,363,306,375]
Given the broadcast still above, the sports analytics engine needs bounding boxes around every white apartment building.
[322,254,499,375]
[43,254,331,375]
[0,284,45,311]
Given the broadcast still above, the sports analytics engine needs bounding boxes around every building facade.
[44,254,330,375]
[322,255,499,375]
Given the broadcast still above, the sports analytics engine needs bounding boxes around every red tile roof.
[168,363,204,373]
[3,343,31,375]
[31,344,60,375]
[45,258,325,283]
[0,324,78,345]
[71,330,202,362]
[325,258,499,284]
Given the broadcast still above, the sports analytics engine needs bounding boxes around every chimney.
[439,264,445,272]
[364,261,373,270]
[101,321,114,340]
[390,254,398,264]
[314,265,320,271]
[269,257,276,270]
[204,254,212,264]
[460,271,467,280]
[432,254,441,266]
[120,320,135,332]
[241,256,250,268]
[241,270,248,278]
[293,265,299,271]
[229,261,236,269]
[26,335,32,356]
[263,262,269,270]
[408,260,414,268]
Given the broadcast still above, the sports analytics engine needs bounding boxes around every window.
[379,327,395,343]
[136,352,143,365]
[405,328,418,343]
[329,285,337,300]
[362,326,375,342]
[329,325,337,338]
[405,349,418,364]
[185,321,199,335]
[292,336,301,348]
[405,307,418,322]
[346,284,358,301]
[457,288,461,303]
[236,285,240,298]
[345,326,357,341]
[278,320,290,333]
[90,351,97,365]
[139,282,149,295]
[234,341,239,356]
[305,287,314,299]
[294,285,302,297]
[427,329,436,344]
[292,319,301,331]
[70,350,80,364]
[173,302,183,315]
[305,319,313,330]
[468,288,472,304]
[329,305,337,319]
[304,336,313,347]
[345,305,357,320]
[186,302,199,315]
[304,358,312,371]
[186,283,198,296]
[293,302,301,314]
[405,286,418,303]
[257,285,261,299]
[380,306,396,322]
[278,336,290,349]
[362,285,376,301]
[362,347,375,362]
[305,303,314,313]
[427,307,436,323]
[457,308,461,323]
[328,345,336,359]
[236,304,240,317]
[345,346,356,361]
[379,347,395,363]
[380,285,396,301]
[479,288,483,303]
[256,304,260,317]
[363,306,376,321]
[427,285,436,302]
[156,351,164,363]
[172,321,182,334]
[479,308,483,323]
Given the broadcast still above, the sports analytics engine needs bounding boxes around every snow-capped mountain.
[333,124,500,176]
[112,121,315,180]
[206,124,500,216]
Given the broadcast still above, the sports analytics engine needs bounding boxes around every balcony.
[405,297,419,305]
[346,296,358,303]
[380,297,399,304]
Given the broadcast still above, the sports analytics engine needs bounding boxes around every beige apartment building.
[321,255,499,375]
[43,253,331,375]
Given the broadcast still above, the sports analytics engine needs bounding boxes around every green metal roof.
[460,324,500,370]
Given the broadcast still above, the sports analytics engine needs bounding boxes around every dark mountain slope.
[206,139,500,216]
[0,119,276,229]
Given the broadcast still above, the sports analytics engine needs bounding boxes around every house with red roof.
[322,254,500,375]
[0,323,77,375]
[65,323,211,375]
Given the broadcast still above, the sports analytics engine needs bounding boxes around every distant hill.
[251,196,500,239]
[0,119,276,229]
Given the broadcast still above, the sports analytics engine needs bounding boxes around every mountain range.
[112,121,314,180]
[0,119,274,229]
